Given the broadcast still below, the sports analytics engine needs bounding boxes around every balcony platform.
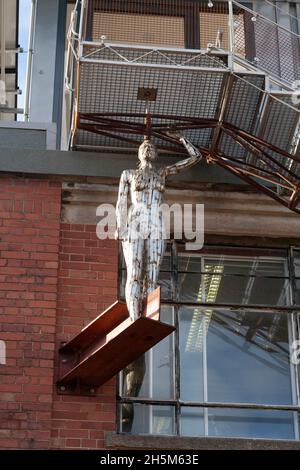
[66,0,300,213]
[56,288,175,395]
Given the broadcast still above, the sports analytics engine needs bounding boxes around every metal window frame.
[117,243,300,438]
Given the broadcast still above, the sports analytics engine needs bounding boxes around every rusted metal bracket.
[56,288,175,395]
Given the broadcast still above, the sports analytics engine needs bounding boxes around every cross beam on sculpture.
[115,132,202,321]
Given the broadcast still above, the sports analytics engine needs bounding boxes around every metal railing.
[66,0,300,89]
[232,1,300,86]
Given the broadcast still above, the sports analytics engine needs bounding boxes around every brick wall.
[52,223,118,449]
[0,178,61,449]
[0,178,119,450]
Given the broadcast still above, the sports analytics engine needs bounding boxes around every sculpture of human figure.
[115,131,202,321]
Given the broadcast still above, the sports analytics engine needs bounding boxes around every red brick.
[65,439,81,448]
[59,429,89,438]
[0,182,118,450]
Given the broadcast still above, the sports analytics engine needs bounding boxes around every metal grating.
[76,61,225,150]
[67,1,300,213]
[92,11,185,48]
[87,0,244,50]
[259,94,300,153]
[219,74,265,158]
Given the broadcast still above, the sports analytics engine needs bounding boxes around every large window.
[118,245,300,440]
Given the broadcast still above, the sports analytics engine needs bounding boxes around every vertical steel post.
[24,0,37,121]
[228,0,235,64]
[0,0,6,119]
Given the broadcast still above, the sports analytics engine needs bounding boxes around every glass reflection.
[178,274,289,306]
[208,408,295,439]
[206,310,293,406]
[295,280,300,305]
[293,251,300,277]
[120,404,175,435]
[120,246,298,440]
[181,407,204,436]
[121,306,175,431]
[179,307,204,401]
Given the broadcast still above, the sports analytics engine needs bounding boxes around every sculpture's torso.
[124,167,166,239]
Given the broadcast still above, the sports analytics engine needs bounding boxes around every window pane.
[293,250,300,277]
[203,257,286,277]
[208,408,295,440]
[179,307,204,401]
[120,404,175,435]
[180,407,204,437]
[178,253,286,277]
[160,252,171,272]
[178,255,202,273]
[178,273,289,306]
[206,310,293,405]
[121,306,175,400]
[158,272,173,301]
[295,280,300,305]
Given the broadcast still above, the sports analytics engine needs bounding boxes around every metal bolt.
[60,386,66,391]
[90,388,95,394]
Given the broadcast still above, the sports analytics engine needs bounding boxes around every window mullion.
[201,256,209,436]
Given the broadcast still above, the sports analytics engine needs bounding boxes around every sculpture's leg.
[122,355,146,432]
[122,239,144,321]
[145,238,166,295]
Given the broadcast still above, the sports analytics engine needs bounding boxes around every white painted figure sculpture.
[115,132,202,321]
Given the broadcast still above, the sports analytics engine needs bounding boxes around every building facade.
[1,0,300,450]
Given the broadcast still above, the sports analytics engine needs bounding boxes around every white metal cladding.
[0,0,18,120]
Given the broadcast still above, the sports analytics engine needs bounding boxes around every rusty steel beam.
[75,111,300,214]
[215,153,295,191]
[57,287,175,394]
[215,156,300,214]
[222,127,299,186]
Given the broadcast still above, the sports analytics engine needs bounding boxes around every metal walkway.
[66,0,300,213]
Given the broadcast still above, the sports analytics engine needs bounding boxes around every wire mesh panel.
[259,94,300,153]
[85,0,245,50]
[76,60,225,150]
[199,4,245,55]
[68,1,300,212]
[93,11,185,48]
[218,74,265,158]
[233,1,300,85]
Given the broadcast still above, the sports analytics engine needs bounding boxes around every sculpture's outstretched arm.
[115,170,130,240]
[165,134,202,176]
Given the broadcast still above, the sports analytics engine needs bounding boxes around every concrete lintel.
[0,148,242,183]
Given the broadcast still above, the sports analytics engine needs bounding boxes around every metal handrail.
[69,0,300,88]
[233,0,300,40]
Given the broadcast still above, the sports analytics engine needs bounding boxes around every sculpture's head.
[138,139,158,166]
